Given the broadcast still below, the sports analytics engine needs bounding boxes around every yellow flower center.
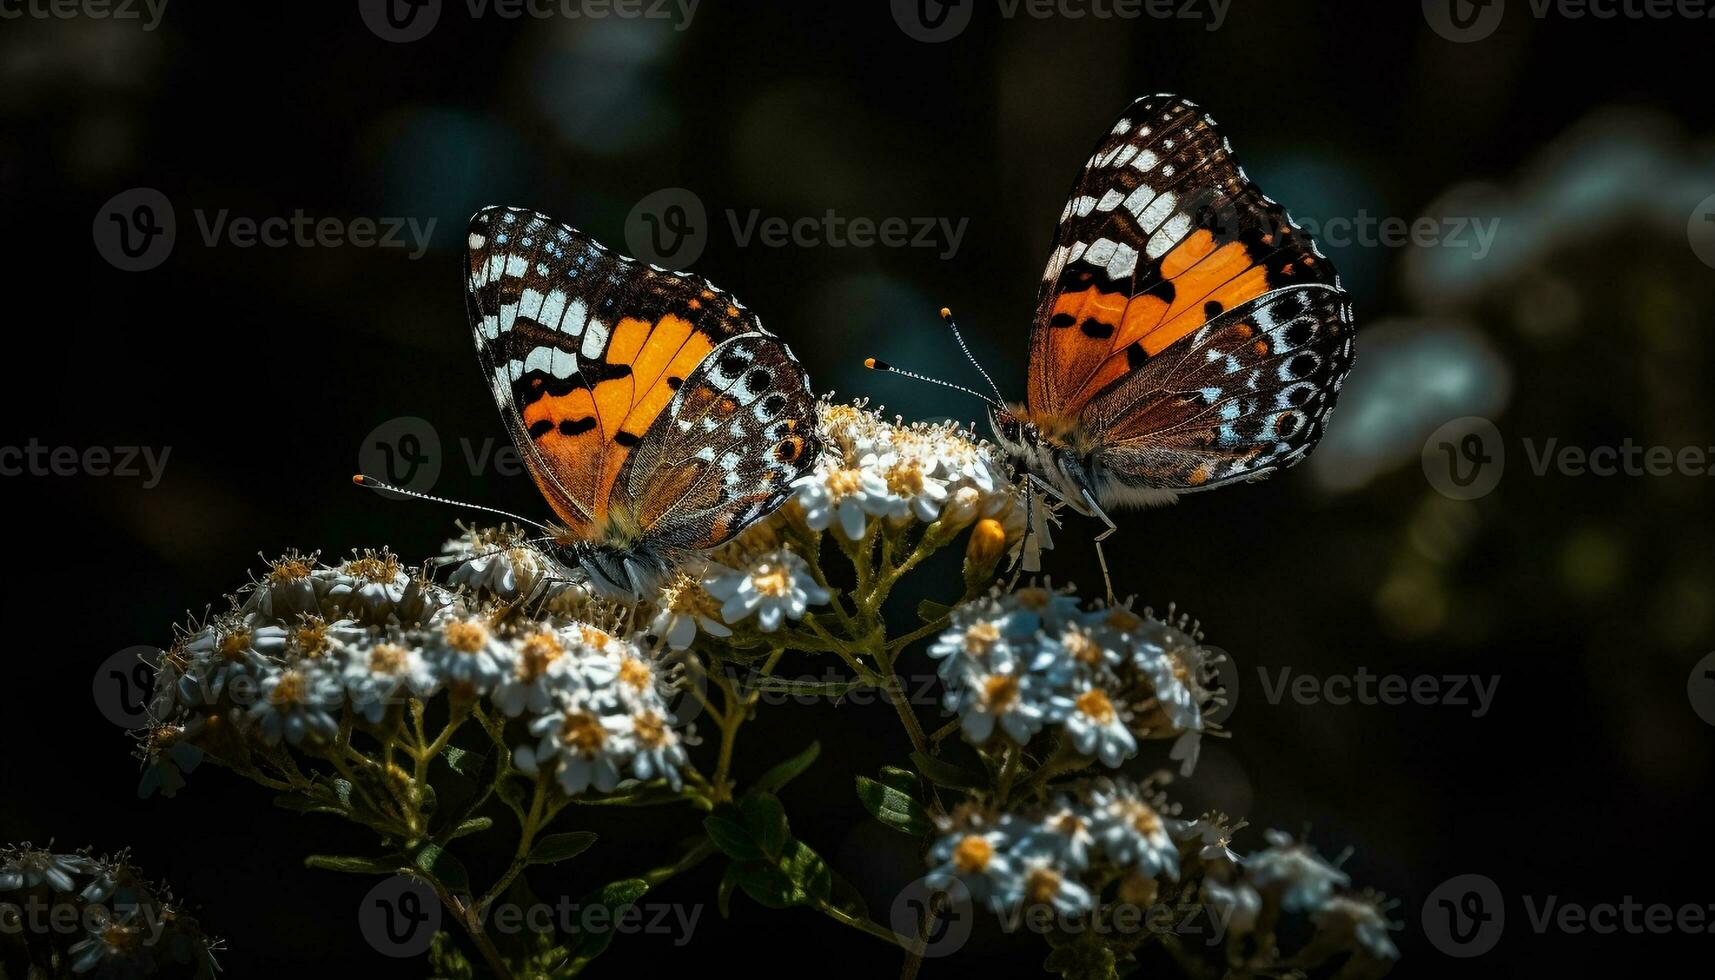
[633,710,669,747]
[579,625,612,650]
[752,566,792,597]
[619,656,653,691]
[445,621,487,654]
[271,671,308,706]
[1025,867,1062,906]
[268,558,313,583]
[1127,802,1162,836]
[1076,688,1116,724]
[559,711,606,753]
[826,468,865,499]
[963,622,1002,656]
[952,834,993,873]
[217,631,252,661]
[369,643,408,674]
[1064,630,1102,665]
[888,462,926,496]
[516,633,563,680]
[346,554,400,582]
[294,621,330,659]
[982,674,1020,712]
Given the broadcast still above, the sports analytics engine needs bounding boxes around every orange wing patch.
[523,315,717,523]
[1053,234,1273,410]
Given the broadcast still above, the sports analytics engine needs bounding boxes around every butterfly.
[462,206,822,598]
[870,95,1355,582]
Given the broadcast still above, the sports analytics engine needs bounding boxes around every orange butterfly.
[870,95,1355,587]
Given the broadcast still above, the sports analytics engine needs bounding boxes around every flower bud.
[963,518,1008,588]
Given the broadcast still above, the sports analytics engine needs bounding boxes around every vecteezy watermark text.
[94,188,436,272]
[0,0,167,28]
[1,440,169,488]
[1256,667,1499,718]
[358,0,698,42]
[1423,416,1715,500]
[891,0,1230,42]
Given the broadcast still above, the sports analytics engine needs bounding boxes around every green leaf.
[910,751,983,790]
[855,775,933,837]
[448,816,493,840]
[441,744,487,779]
[739,793,790,860]
[780,840,832,905]
[727,861,804,909]
[302,854,402,875]
[413,843,470,894]
[273,794,347,816]
[702,814,763,862]
[527,831,597,865]
[1044,941,1118,980]
[568,878,651,965]
[826,868,870,920]
[750,740,821,794]
[878,766,919,794]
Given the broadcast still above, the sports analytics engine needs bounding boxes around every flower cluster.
[925,783,1398,973]
[139,542,690,801]
[787,401,1040,559]
[926,778,1182,918]
[928,587,1225,775]
[0,843,219,978]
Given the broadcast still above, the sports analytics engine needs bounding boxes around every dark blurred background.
[3,1,1714,976]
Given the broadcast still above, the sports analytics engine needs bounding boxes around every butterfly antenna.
[939,307,1006,405]
[352,474,557,535]
[862,357,1002,411]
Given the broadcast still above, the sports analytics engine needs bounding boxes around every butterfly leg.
[1078,488,1119,604]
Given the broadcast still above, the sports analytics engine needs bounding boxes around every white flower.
[514,699,633,796]
[791,466,895,540]
[1202,878,1262,936]
[423,618,515,695]
[324,551,411,622]
[1088,783,1180,881]
[342,639,438,723]
[489,628,573,718]
[1312,894,1401,960]
[1063,684,1137,768]
[703,550,829,632]
[1244,830,1350,912]
[1018,803,1098,873]
[648,576,732,651]
[863,446,951,523]
[945,662,1068,745]
[448,545,547,600]
[0,848,92,892]
[927,822,1022,911]
[249,666,344,745]
[624,705,688,790]
[1002,858,1095,917]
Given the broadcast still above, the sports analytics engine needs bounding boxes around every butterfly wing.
[618,333,821,551]
[1026,95,1353,495]
[465,206,774,537]
[1085,284,1354,496]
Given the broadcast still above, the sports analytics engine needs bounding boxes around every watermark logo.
[1690,193,1715,270]
[893,0,1229,40]
[625,187,709,270]
[1422,416,1505,500]
[358,416,443,496]
[361,0,697,41]
[94,191,436,271]
[0,0,168,29]
[624,188,970,267]
[93,188,175,272]
[891,0,974,41]
[888,877,974,957]
[1688,651,1715,726]
[359,876,441,957]
[1422,874,1505,957]
[92,646,161,730]
[1423,0,1506,41]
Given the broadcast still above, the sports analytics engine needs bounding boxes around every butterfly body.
[989,95,1355,520]
[465,206,821,598]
